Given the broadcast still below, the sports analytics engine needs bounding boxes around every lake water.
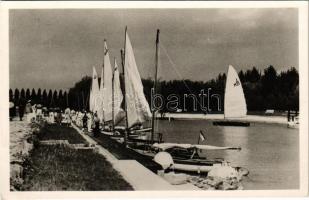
[155,120,299,190]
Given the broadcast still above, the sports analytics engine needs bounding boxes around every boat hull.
[128,146,226,174]
[173,163,221,173]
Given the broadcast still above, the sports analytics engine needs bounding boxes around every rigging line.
[160,43,204,109]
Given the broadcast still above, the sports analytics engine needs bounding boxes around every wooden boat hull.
[128,145,226,174]
[99,130,231,174]
[213,121,250,127]
[173,163,221,173]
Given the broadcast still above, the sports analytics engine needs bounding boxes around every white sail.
[113,60,124,123]
[124,32,152,128]
[90,66,100,113]
[103,41,113,121]
[97,40,113,122]
[97,66,104,121]
[224,65,247,118]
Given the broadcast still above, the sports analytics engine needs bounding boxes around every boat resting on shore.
[127,141,242,174]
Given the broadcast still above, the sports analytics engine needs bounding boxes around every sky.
[9,8,298,90]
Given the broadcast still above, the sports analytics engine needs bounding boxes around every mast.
[151,29,160,142]
[112,57,115,132]
[121,26,128,146]
[101,39,106,126]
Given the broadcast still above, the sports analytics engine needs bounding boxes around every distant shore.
[162,113,288,125]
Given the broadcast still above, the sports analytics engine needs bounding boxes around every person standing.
[9,102,15,121]
[49,110,55,124]
[64,107,71,126]
[18,97,26,121]
[87,112,93,132]
[93,113,100,137]
[25,100,32,114]
[82,112,88,131]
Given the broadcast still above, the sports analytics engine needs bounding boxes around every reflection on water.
[157,120,299,190]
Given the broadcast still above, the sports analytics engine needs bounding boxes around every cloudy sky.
[10,8,298,90]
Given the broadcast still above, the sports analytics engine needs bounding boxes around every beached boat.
[213,65,250,127]
[129,142,241,173]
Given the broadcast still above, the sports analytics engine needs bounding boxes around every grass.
[20,124,133,191]
[37,124,86,144]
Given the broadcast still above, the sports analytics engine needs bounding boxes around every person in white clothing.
[87,112,93,132]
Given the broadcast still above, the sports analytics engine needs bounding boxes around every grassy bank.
[37,124,86,144]
[21,124,133,191]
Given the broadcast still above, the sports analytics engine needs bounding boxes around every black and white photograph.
[0,1,308,198]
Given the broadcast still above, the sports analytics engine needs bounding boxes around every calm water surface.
[155,120,299,190]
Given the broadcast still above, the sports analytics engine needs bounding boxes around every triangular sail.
[224,65,247,118]
[90,66,100,113]
[97,40,113,122]
[97,66,104,121]
[113,60,124,124]
[124,32,152,128]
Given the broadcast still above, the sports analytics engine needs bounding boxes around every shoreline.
[162,113,288,125]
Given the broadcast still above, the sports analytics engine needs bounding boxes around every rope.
[160,43,204,110]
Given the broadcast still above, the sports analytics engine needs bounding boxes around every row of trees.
[143,65,299,112]
[10,65,299,113]
[9,88,70,110]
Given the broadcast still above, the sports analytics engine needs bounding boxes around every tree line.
[10,65,299,113]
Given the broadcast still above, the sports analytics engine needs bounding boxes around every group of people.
[48,109,101,137]
[9,100,45,122]
[9,99,102,136]
[69,110,100,136]
[46,107,71,125]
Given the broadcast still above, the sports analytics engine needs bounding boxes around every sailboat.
[213,65,250,126]
[98,40,126,135]
[117,27,163,144]
[86,28,244,175]
[119,28,243,174]
[101,59,127,136]
[112,59,125,128]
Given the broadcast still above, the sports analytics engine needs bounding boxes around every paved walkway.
[71,124,199,190]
